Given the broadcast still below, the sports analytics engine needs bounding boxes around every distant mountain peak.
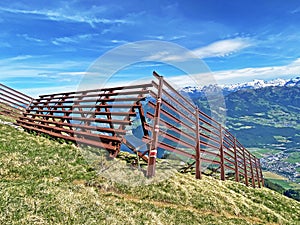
[180,76,300,96]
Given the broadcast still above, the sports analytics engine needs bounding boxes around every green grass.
[273,136,292,143]
[1,119,300,224]
[285,152,300,164]
[0,114,16,123]
[247,148,281,159]
[263,171,288,180]
[265,179,294,190]
[263,171,300,193]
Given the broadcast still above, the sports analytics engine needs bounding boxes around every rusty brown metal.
[146,72,264,187]
[17,83,152,157]
[257,158,264,187]
[195,107,201,179]
[1,71,264,188]
[0,83,33,118]
[242,148,249,186]
[233,138,240,183]
[248,153,256,187]
[219,126,225,181]
[147,73,164,177]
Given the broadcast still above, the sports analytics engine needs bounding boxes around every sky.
[1,0,300,97]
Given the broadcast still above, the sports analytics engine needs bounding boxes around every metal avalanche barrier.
[0,83,33,118]
[17,83,151,159]
[147,72,263,187]
[2,72,264,187]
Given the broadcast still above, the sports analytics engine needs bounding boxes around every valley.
[185,77,300,184]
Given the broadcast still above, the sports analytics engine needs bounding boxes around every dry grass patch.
[0,120,300,225]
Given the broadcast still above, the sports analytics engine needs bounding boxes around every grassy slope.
[0,118,300,225]
[195,87,300,187]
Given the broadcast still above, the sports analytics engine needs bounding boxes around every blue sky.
[1,0,300,96]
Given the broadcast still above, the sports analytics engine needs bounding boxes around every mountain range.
[181,76,300,97]
[183,77,300,184]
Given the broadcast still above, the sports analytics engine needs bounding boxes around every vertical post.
[219,125,225,181]
[104,90,116,136]
[195,107,201,179]
[76,92,88,127]
[254,157,261,188]
[137,88,150,138]
[242,148,249,186]
[147,74,163,177]
[233,137,240,183]
[58,94,69,130]
[249,153,256,188]
[258,159,264,187]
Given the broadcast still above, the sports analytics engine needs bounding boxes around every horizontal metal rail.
[147,71,263,187]
[0,83,33,118]
[2,71,263,188]
[17,84,151,157]
[39,83,153,97]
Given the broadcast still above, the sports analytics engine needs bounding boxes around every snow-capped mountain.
[285,77,300,87]
[181,77,300,96]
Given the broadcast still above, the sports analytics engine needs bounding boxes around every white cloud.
[145,35,165,40]
[143,38,253,62]
[212,58,300,83]
[145,35,186,41]
[52,34,97,45]
[111,39,128,44]
[145,51,175,61]
[4,58,300,97]
[0,6,129,27]
[19,85,77,98]
[169,58,300,87]
[290,7,300,14]
[170,35,186,41]
[52,37,77,45]
[193,38,252,58]
[19,34,43,43]
[0,56,90,80]
[58,72,87,76]
[0,55,34,66]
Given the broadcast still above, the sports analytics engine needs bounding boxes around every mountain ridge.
[181,76,300,96]
[188,81,300,184]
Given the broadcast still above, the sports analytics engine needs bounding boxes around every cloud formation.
[144,38,252,62]
[176,58,300,87]
[213,58,300,83]
[1,0,300,95]
[193,38,252,58]
[52,34,98,45]
[0,6,128,27]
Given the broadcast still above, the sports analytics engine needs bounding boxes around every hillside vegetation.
[194,86,300,184]
[0,116,300,225]
[195,86,300,150]
[225,86,300,150]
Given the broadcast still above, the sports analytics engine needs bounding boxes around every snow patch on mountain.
[180,77,300,96]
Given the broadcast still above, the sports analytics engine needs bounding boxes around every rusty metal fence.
[1,72,264,187]
[0,83,33,118]
[17,83,152,158]
[147,72,264,187]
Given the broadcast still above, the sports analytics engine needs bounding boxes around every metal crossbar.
[0,84,33,118]
[2,72,264,187]
[146,71,264,187]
